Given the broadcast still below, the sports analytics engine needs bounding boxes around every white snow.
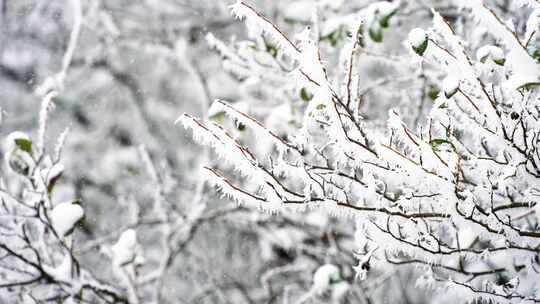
[331,281,350,301]
[525,9,540,43]
[50,202,84,237]
[319,0,344,10]
[283,1,313,23]
[506,73,540,90]
[456,227,476,248]
[313,264,340,292]
[320,17,347,37]
[45,254,73,283]
[264,103,294,136]
[112,229,138,267]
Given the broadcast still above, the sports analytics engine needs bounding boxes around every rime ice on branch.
[180,1,540,302]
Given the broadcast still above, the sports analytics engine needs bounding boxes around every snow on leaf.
[313,264,341,293]
[112,229,138,267]
[50,202,84,237]
[408,28,428,55]
[442,75,460,98]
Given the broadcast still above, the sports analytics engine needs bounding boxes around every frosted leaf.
[5,131,34,175]
[506,74,540,90]
[442,75,460,98]
[305,86,333,121]
[313,264,340,292]
[331,281,350,301]
[134,254,146,266]
[112,229,138,267]
[5,131,31,152]
[476,45,505,65]
[46,163,64,186]
[207,100,226,119]
[408,28,428,55]
[50,202,84,237]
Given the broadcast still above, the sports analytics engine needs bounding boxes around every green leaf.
[266,43,278,57]
[328,31,340,46]
[531,49,540,62]
[125,165,140,176]
[14,138,32,153]
[430,138,449,147]
[315,103,326,110]
[9,154,30,176]
[51,95,64,105]
[368,27,383,43]
[329,272,342,284]
[236,122,246,132]
[300,88,313,101]
[430,138,456,151]
[356,25,365,48]
[427,86,439,100]
[209,111,226,122]
[320,25,346,46]
[379,10,397,28]
[517,82,540,91]
[493,58,505,66]
[283,17,308,26]
[479,55,489,63]
[412,39,428,56]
